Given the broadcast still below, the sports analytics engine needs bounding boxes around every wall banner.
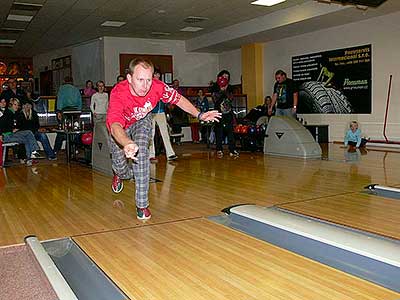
[292,44,371,114]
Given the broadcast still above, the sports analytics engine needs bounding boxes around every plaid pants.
[109,115,152,208]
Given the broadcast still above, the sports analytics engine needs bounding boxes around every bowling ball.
[217,76,228,88]
[249,126,256,135]
[81,132,93,145]
[234,125,241,134]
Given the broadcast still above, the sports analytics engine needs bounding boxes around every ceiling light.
[12,2,43,11]
[251,0,286,6]
[1,27,25,32]
[7,14,33,22]
[101,21,126,27]
[151,31,171,36]
[0,39,16,44]
[184,16,209,24]
[180,26,204,32]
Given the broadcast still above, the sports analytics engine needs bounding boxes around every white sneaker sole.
[111,181,124,194]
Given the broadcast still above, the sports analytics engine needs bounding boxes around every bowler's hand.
[200,110,222,122]
[123,142,139,161]
[292,106,297,114]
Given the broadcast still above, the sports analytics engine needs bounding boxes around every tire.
[256,116,269,126]
[299,81,352,114]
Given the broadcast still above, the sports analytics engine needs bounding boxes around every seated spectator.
[344,121,368,148]
[90,80,109,123]
[17,100,56,160]
[0,78,27,104]
[0,98,40,166]
[265,96,275,118]
[0,98,6,117]
[244,96,274,123]
[83,80,97,97]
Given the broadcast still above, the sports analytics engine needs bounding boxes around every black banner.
[292,44,371,114]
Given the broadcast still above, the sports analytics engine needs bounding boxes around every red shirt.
[106,79,181,131]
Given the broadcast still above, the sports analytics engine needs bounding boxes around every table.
[54,129,89,163]
[304,124,329,143]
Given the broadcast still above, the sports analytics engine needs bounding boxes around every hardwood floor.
[1,143,399,298]
[279,192,400,240]
[74,219,399,300]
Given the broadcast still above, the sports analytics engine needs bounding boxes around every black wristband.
[197,111,204,120]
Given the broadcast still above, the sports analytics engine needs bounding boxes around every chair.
[1,142,19,167]
[168,125,184,145]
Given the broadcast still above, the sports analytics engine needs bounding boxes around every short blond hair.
[128,58,154,75]
[350,121,358,128]
[9,98,20,106]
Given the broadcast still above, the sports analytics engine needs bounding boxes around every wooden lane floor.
[1,143,400,246]
[73,218,400,300]
[278,192,400,240]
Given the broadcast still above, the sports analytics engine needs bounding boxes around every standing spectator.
[196,89,209,113]
[106,58,221,220]
[56,76,82,111]
[54,76,82,154]
[90,80,109,124]
[171,79,184,95]
[169,79,187,131]
[149,69,177,162]
[269,70,298,118]
[83,80,97,97]
[17,101,56,160]
[189,102,200,143]
[211,70,239,158]
[112,75,125,90]
[116,75,125,84]
[196,89,209,143]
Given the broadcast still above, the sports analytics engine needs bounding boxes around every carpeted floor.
[0,244,57,300]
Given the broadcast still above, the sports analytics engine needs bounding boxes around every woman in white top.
[90,80,109,123]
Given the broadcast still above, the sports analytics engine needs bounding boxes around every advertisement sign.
[292,44,371,114]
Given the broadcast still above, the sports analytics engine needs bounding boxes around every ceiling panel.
[0,0,398,57]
